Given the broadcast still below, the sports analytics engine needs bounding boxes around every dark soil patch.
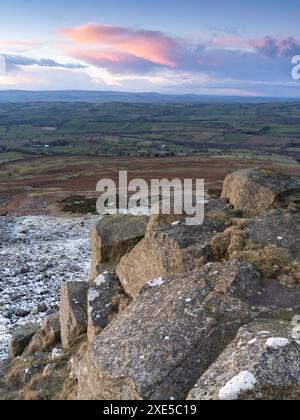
[58,195,98,215]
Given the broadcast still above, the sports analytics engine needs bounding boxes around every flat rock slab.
[245,210,300,260]
[60,281,88,349]
[91,215,149,278]
[88,272,130,343]
[116,219,225,298]
[222,168,300,215]
[77,261,300,400]
[188,320,300,400]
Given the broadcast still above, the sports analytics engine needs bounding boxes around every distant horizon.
[1,1,300,97]
[0,89,300,101]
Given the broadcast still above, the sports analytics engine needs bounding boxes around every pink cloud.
[64,47,156,73]
[59,23,300,89]
[61,23,179,68]
[251,36,300,57]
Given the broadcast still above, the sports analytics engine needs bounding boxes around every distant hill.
[0,90,297,104]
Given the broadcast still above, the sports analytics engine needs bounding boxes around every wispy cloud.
[4,54,86,72]
[0,39,41,48]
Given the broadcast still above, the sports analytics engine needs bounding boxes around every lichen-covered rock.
[221,168,300,215]
[77,261,300,400]
[145,212,186,238]
[188,320,300,400]
[205,197,234,223]
[212,209,300,287]
[60,282,88,349]
[245,210,300,259]
[145,198,232,238]
[87,272,130,343]
[116,219,225,298]
[91,215,149,278]
[8,324,39,358]
[25,313,61,355]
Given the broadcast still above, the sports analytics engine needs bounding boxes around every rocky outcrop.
[3,167,300,401]
[77,260,300,400]
[8,324,39,358]
[25,313,61,355]
[145,198,233,237]
[212,209,300,287]
[188,320,300,400]
[116,219,225,298]
[87,272,130,343]
[222,168,300,215]
[60,281,88,349]
[91,215,149,278]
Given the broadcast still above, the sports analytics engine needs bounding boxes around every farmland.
[0,100,300,215]
[0,101,299,164]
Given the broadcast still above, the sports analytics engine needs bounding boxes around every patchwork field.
[0,102,300,164]
[0,101,299,215]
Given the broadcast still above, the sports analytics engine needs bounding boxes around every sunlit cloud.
[64,47,162,74]
[1,23,300,97]
[61,23,180,67]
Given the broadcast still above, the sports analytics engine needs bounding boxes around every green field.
[0,101,299,164]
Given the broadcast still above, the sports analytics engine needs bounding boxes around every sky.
[1,0,300,97]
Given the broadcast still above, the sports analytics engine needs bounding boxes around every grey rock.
[205,197,235,222]
[188,320,300,400]
[246,210,300,260]
[116,219,225,298]
[77,261,300,400]
[14,309,30,318]
[222,168,300,215]
[8,323,39,357]
[32,303,48,314]
[91,215,149,278]
[60,281,88,349]
[87,272,130,343]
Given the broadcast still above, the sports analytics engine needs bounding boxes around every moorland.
[0,98,300,215]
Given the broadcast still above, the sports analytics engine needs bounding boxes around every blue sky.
[0,0,300,96]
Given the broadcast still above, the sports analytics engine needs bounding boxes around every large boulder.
[188,320,300,400]
[60,281,88,349]
[8,324,39,358]
[91,215,149,278]
[87,272,130,343]
[77,261,300,400]
[116,219,226,298]
[221,168,300,215]
[25,313,61,355]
